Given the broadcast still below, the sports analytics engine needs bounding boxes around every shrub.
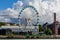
[44,28,52,35]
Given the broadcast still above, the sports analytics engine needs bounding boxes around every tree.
[44,28,52,35]
[10,23,15,26]
[0,22,6,26]
[39,25,43,32]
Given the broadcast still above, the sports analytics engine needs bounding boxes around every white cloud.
[6,8,19,18]
[4,18,11,22]
[42,1,48,9]
[0,1,24,23]
[12,1,23,12]
[43,0,60,23]
[29,2,33,5]
[27,0,60,24]
[13,1,23,7]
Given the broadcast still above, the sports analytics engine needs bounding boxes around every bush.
[44,28,52,35]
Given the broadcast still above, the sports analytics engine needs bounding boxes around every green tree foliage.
[0,22,6,26]
[44,28,52,35]
[39,25,43,32]
[10,23,15,26]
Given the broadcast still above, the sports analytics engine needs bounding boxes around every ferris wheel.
[18,5,40,27]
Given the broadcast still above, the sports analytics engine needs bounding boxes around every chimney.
[54,13,58,35]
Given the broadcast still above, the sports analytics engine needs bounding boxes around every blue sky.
[0,0,18,11]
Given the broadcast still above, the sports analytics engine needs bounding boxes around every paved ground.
[0,35,60,39]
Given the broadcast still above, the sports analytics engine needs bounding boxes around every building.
[0,26,39,35]
[47,21,59,34]
[43,13,59,35]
